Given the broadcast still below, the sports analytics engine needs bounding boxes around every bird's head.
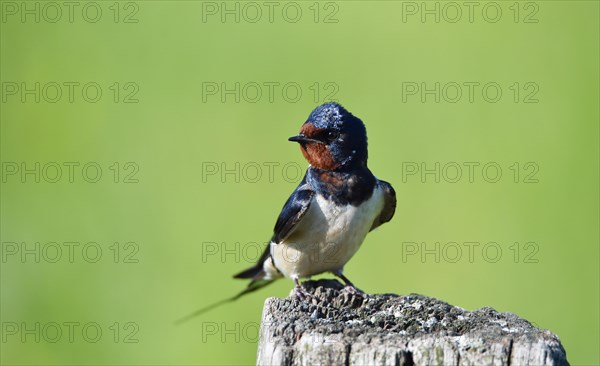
[288,103,368,171]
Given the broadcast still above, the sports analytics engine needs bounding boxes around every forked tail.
[175,265,274,325]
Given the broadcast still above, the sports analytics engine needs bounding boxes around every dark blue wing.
[233,174,314,280]
[271,175,315,244]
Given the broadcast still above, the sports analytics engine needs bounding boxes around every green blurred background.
[1,1,598,365]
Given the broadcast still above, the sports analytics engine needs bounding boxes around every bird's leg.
[292,276,312,300]
[332,269,364,295]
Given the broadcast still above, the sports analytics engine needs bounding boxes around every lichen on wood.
[257,280,568,366]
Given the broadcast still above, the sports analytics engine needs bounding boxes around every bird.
[176,102,396,323]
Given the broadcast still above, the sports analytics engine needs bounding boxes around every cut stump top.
[257,280,568,366]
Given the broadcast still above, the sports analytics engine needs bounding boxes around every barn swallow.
[177,102,396,323]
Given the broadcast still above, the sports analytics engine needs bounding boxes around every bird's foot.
[332,270,366,297]
[343,285,365,297]
[293,285,312,301]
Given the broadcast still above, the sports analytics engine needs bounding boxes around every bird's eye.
[326,130,339,141]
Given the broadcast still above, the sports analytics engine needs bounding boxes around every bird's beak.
[288,134,321,144]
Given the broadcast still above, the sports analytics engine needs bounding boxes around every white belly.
[271,186,384,278]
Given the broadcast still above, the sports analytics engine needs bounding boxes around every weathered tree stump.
[257,280,568,366]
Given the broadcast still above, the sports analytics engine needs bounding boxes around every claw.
[332,270,369,299]
[343,285,364,295]
[293,285,312,301]
[292,277,312,301]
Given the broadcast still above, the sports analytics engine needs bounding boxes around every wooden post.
[257,280,568,366]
